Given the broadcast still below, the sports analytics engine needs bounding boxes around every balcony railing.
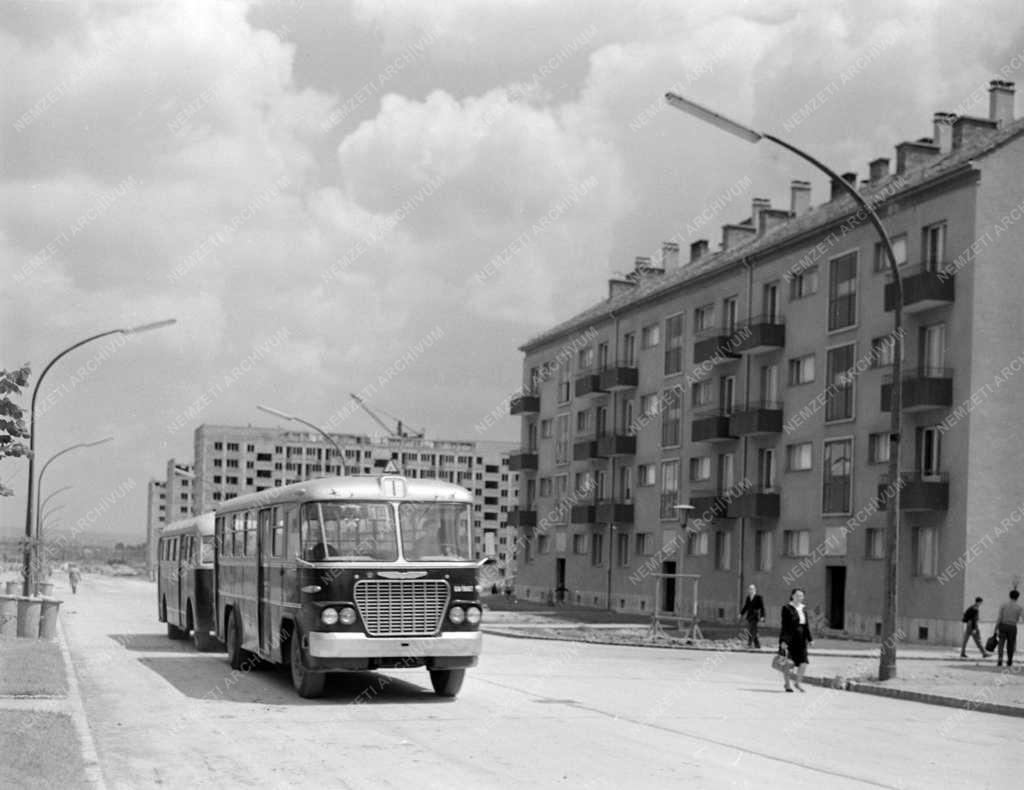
[508,450,539,471]
[596,499,633,524]
[884,262,955,313]
[570,504,596,524]
[574,372,606,399]
[729,486,781,518]
[507,508,537,528]
[734,314,785,354]
[510,391,540,415]
[688,489,732,521]
[691,408,738,442]
[729,400,783,435]
[880,367,953,413]
[877,471,949,511]
[693,324,743,366]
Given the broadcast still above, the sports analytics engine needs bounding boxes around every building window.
[226,442,239,452]
[755,530,772,571]
[824,526,847,556]
[788,354,815,386]
[540,477,552,497]
[576,409,591,434]
[789,265,819,300]
[640,393,659,418]
[783,529,811,557]
[572,534,587,554]
[823,438,853,514]
[664,314,684,375]
[617,532,630,566]
[870,335,897,368]
[214,441,223,450]
[922,222,946,271]
[873,234,907,272]
[623,333,636,366]
[719,375,735,415]
[689,456,711,482]
[578,346,595,371]
[557,364,570,403]
[786,442,812,471]
[691,380,712,407]
[687,530,709,556]
[868,433,890,464]
[660,460,679,519]
[865,528,884,559]
[661,387,682,447]
[919,426,942,479]
[591,532,604,565]
[722,296,738,333]
[828,251,857,331]
[912,526,938,577]
[555,414,570,464]
[541,419,552,439]
[825,344,855,422]
[641,323,660,349]
[695,304,715,332]
[635,532,653,555]
[758,448,776,489]
[638,464,656,486]
[537,534,550,554]
[714,531,731,570]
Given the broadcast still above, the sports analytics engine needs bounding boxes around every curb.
[56,612,108,789]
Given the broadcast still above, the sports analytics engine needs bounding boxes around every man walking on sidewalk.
[960,596,988,658]
[996,589,1022,668]
[740,584,765,649]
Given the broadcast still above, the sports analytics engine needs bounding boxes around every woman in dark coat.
[779,588,813,692]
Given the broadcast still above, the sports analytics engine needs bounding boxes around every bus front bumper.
[307,630,482,659]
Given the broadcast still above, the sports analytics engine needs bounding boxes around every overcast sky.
[3,0,1024,544]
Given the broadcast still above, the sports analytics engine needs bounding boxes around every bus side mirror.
[478,556,497,567]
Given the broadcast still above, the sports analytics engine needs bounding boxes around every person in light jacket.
[779,588,813,692]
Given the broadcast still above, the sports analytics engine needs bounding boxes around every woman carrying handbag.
[779,588,813,692]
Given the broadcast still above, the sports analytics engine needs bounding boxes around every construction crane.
[349,393,425,439]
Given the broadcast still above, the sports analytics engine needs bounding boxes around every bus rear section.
[157,513,218,652]
[214,476,483,699]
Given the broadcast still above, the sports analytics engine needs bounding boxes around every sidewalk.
[481,603,1024,717]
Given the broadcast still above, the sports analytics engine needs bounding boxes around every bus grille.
[354,579,450,637]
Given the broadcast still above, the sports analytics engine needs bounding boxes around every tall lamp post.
[256,404,346,472]
[665,92,903,679]
[22,319,177,595]
[34,438,114,582]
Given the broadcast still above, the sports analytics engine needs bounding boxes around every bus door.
[258,508,273,655]
[178,535,190,625]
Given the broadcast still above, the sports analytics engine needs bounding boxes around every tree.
[0,364,31,497]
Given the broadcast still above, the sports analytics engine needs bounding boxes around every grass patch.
[0,710,89,789]
[0,638,68,696]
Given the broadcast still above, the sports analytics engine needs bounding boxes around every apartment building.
[144,424,518,577]
[511,80,1024,644]
[144,458,193,578]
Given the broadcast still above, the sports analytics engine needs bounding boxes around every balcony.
[573,439,600,461]
[729,487,781,518]
[691,409,738,443]
[693,325,743,366]
[570,504,596,524]
[880,368,953,413]
[688,490,732,522]
[884,263,955,314]
[877,472,949,511]
[729,401,783,436]
[509,392,540,415]
[597,433,636,456]
[734,314,785,355]
[574,372,606,399]
[596,499,634,524]
[508,450,538,471]
[507,508,537,528]
[598,364,639,391]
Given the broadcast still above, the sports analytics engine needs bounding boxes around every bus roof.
[213,475,474,515]
[159,511,215,538]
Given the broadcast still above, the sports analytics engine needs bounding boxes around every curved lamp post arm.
[256,405,345,462]
[35,437,114,544]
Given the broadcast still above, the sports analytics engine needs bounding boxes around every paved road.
[60,575,1017,789]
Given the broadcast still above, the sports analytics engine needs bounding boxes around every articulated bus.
[157,512,219,651]
[214,474,484,698]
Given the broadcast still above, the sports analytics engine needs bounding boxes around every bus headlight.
[339,606,357,626]
[320,607,339,626]
[448,606,466,625]
[465,606,482,625]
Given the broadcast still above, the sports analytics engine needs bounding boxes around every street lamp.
[666,92,903,679]
[21,319,177,595]
[256,404,346,471]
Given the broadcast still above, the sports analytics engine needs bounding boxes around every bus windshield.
[399,502,473,561]
[300,502,398,561]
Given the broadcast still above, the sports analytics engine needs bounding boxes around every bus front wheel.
[429,668,465,698]
[289,629,326,699]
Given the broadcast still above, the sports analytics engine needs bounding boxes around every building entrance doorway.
[826,565,846,630]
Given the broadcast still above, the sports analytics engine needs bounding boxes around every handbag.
[985,633,999,653]
[771,648,795,673]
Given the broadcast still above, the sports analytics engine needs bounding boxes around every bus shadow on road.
[108,633,204,653]
[136,655,447,705]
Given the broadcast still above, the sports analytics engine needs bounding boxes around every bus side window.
[285,504,299,558]
[245,510,257,556]
[300,503,323,560]
[215,517,224,557]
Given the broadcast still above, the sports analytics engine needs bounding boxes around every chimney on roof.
[933,113,956,154]
[661,241,680,269]
[989,80,1015,126]
[895,139,940,174]
[869,158,890,182]
[721,223,756,251]
[759,208,791,234]
[635,255,653,271]
[608,278,635,299]
[952,115,998,150]
[690,239,709,262]
[751,197,771,232]
[842,171,857,186]
[790,180,811,216]
[830,172,857,200]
